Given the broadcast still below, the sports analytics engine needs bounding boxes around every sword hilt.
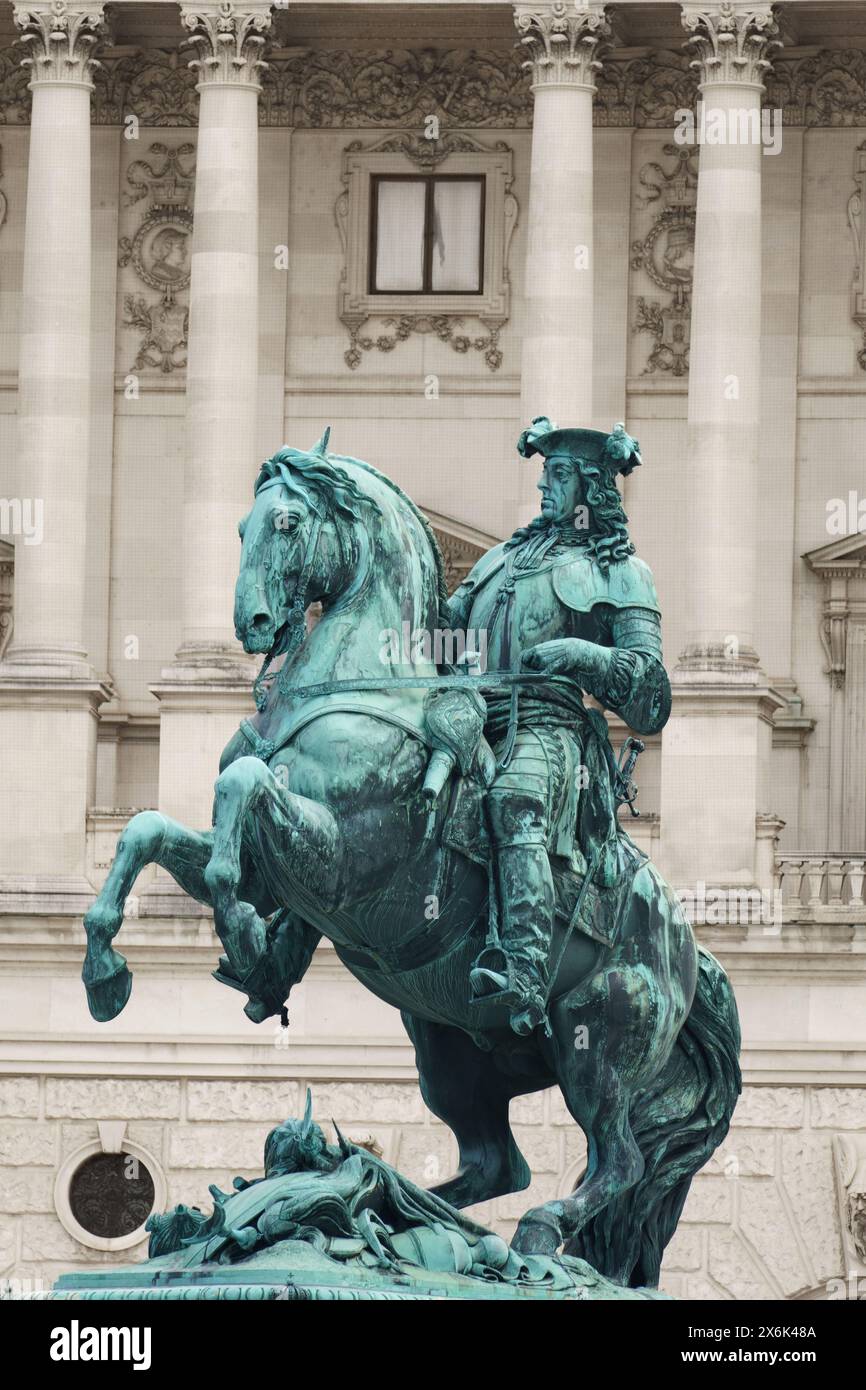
[615,736,645,817]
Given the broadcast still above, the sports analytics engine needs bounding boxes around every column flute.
[0,2,112,890]
[512,2,610,531]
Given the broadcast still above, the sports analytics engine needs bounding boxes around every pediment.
[422,510,499,595]
[804,532,866,576]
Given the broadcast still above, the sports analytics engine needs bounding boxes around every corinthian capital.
[13,1,109,87]
[513,2,611,91]
[681,3,781,87]
[180,2,273,89]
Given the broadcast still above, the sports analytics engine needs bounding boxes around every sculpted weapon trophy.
[66,420,741,1301]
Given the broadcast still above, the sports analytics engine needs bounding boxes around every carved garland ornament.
[630,145,698,377]
[3,44,866,128]
[118,143,195,375]
[848,140,866,371]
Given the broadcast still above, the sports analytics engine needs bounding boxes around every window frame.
[336,137,517,325]
[368,172,487,297]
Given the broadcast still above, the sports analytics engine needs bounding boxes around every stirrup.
[469,946,510,1000]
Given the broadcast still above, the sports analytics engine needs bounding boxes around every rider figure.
[447,418,671,1038]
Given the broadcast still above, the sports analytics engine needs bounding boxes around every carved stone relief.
[833,1134,866,1276]
[0,142,6,273]
[848,140,866,370]
[630,144,697,377]
[0,541,13,662]
[3,45,866,130]
[118,142,194,375]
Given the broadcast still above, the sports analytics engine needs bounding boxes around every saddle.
[441,774,647,951]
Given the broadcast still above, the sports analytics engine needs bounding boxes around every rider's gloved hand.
[522,638,609,682]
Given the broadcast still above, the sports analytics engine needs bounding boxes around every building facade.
[0,0,865,1299]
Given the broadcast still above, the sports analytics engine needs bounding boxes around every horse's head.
[234,429,373,656]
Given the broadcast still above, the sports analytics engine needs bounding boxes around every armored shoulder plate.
[552,553,661,616]
[462,542,507,595]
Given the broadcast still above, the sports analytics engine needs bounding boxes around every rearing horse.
[82,435,741,1287]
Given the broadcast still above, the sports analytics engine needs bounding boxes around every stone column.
[0,3,111,894]
[149,2,271,854]
[659,4,785,890]
[511,3,610,530]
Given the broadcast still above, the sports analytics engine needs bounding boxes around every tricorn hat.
[517,416,642,477]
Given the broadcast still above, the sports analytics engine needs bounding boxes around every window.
[68,1151,155,1240]
[370,175,485,295]
[54,1136,167,1252]
[336,133,518,370]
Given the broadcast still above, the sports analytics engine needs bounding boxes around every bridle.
[252,511,324,713]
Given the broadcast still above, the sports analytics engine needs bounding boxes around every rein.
[253,513,324,713]
[240,669,594,769]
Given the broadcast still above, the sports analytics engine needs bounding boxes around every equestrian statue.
[80,418,741,1293]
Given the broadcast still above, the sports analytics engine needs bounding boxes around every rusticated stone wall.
[0,1075,860,1299]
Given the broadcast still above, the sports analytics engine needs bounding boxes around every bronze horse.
[82,437,740,1287]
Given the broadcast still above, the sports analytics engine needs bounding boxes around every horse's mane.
[255,447,372,522]
[255,442,450,626]
[331,454,451,626]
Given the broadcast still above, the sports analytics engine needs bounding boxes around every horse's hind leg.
[511,963,663,1256]
[403,1012,543,1209]
[83,813,213,1021]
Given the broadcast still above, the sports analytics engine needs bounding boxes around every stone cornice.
[179,1,272,90]
[13,0,109,89]
[2,43,866,127]
[681,3,781,88]
[513,2,611,92]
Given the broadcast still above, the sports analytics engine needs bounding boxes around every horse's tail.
[567,946,742,1288]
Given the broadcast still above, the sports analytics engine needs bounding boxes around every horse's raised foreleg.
[83,812,213,1022]
[205,755,341,993]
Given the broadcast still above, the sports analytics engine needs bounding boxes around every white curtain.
[431,180,482,292]
[374,180,426,291]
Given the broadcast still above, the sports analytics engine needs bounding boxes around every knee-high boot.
[470,790,555,1037]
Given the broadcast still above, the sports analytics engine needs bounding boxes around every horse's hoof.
[82,956,133,1022]
[511,1206,563,1257]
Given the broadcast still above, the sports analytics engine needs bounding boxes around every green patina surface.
[53,1098,665,1302]
[76,418,742,1296]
